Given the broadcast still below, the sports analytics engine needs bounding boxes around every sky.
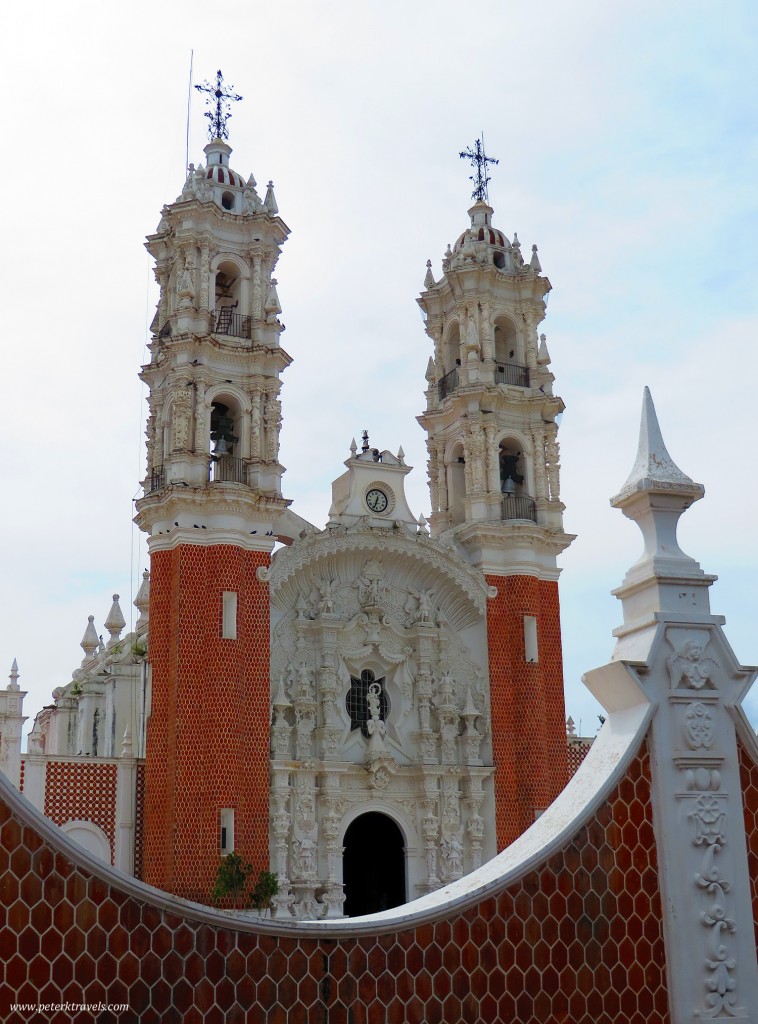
[1,0,757,741]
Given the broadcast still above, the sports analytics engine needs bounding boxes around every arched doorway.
[343,812,406,917]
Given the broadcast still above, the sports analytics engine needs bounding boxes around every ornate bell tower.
[417,139,574,848]
[134,73,290,901]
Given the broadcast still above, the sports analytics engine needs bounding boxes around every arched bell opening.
[499,438,536,522]
[213,260,249,337]
[209,396,245,484]
[343,812,406,917]
[494,315,528,388]
[447,442,466,526]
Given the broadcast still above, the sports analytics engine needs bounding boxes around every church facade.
[0,120,586,918]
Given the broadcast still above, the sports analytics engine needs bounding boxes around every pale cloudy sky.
[2,1,757,739]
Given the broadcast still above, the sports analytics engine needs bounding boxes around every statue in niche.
[667,637,718,691]
[317,578,337,615]
[353,559,386,608]
[410,588,435,624]
[441,835,463,878]
[295,662,312,699]
[437,669,455,705]
[366,682,387,757]
[292,836,316,879]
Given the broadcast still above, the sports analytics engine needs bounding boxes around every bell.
[212,436,230,457]
[502,478,516,496]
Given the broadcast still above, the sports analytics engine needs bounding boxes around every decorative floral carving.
[684,702,715,750]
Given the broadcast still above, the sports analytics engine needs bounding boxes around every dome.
[203,164,245,189]
[453,224,507,253]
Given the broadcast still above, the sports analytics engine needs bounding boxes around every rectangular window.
[524,615,538,663]
[220,808,235,853]
[222,591,238,640]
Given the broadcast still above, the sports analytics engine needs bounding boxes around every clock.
[365,488,389,514]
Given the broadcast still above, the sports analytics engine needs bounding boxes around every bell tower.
[135,73,290,901]
[417,139,574,848]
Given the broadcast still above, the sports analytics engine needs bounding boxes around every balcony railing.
[214,309,252,339]
[495,363,529,388]
[149,465,165,493]
[501,494,537,523]
[438,367,459,400]
[210,455,247,484]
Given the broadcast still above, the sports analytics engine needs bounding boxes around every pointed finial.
[417,514,429,536]
[350,437,358,456]
[462,684,479,718]
[424,260,435,289]
[397,445,405,464]
[444,243,452,260]
[264,181,278,215]
[425,356,436,383]
[81,615,100,662]
[537,334,551,366]
[566,716,576,737]
[121,725,133,758]
[246,172,257,189]
[105,595,126,649]
[530,244,541,273]
[134,569,150,631]
[615,387,700,500]
[8,658,19,692]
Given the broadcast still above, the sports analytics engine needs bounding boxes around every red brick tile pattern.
[43,762,117,864]
[0,743,671,1022]
[143,545,271,903]
[738,740,758,948]
[568,740,592,776]
[485,575,570,849]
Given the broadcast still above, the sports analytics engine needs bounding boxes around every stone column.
[115,728,136,875]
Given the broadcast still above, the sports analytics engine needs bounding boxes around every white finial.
[537,334,551,366]
[462,685,478,718]
[417,514,429,536]
[8,658,19,691]
[246,171,257,190]
[424,260,435,289]
[265,278,281,317]
[566,716,576,737]
[121,725,133,758]
[264,181,278,215]
[616,387,699,499]
[81,615,99,662]
[105,594,126,649]
[425,356,435,383]
[397,445,405,464]
[444,243,452,260]
[530,244,541,273]
[134,570,150,631]
[350,437,358,456]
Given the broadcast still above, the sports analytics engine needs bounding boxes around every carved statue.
[292,836,316,879]
[667,638,718,691]
[317,578,336,615]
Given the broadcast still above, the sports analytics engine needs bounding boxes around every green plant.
[248,870,279,912]
[211,852,252,906]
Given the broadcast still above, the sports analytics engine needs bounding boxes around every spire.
[537,334,551,366]
[611,388,711,640]
[104,594,126,649]
[8,658,19,692]
[530,244,541,273]
[614,387,701,502]
[424,260,435,289]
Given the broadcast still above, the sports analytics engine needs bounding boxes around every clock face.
[366,488,389,513]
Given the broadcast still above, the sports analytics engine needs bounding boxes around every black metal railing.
[495,363,529,388]
[438,367,459,400]
[501,494,537,522]
[214,309,252,339]
[210,455,247,484]
[149,465,165,492]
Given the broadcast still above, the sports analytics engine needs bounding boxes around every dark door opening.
[343,812,406,917]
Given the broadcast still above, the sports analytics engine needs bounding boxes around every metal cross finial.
[194,69,243,141]
[459,135,499,203]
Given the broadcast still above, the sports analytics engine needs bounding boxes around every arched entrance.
[343,812,406,917]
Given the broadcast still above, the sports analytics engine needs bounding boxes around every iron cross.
[195,69,243,141]
[459,136,499,203]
